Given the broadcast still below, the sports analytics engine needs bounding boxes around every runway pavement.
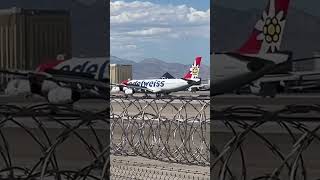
[2,92,318,109]
[111,155,209,179]
[213,93,320,106]
[111,90,210,99]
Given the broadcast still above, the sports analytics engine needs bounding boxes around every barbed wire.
[211,104,320,180]
[110,96,210,166]
[0,96,210,179]
[3,96,320,179]
[0,103,110,180]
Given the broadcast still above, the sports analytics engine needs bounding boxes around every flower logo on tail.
[255,0,286,53]
[190,65,200,78]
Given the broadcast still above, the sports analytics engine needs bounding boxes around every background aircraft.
[2,56,109,104]
[111,57,202,97]
[211,0,291,96]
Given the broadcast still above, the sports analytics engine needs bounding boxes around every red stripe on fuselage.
[36,59,65,72]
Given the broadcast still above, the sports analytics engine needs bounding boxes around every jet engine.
[249,82,261,94]
[124,88,133,95]
[5,79,31,96]
[41,80,59,94]
[111,86,120,93]
[47,87,80,104]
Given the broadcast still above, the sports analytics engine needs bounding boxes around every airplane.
[188,79,210,92]
[212,0,320,97]
[249,59,320,96]
[211,0,291,96]
[111,57,202,97]
[157,71,209,92]
[157,72,209,92]
[3,56,109,104]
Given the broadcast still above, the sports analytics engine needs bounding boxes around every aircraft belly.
[160,83,190,93]
[212,63,277,95]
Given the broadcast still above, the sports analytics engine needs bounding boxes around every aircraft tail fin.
[183,56,202,80]
[160,72,175,79]
[236,0,290,54]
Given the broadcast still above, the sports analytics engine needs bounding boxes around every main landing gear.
[156,93,170,98]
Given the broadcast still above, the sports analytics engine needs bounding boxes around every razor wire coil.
[211,104,320,180]
[2,96,320,179]
[0,96,210,179]
[0,103,110,180]
[110,96,210,166]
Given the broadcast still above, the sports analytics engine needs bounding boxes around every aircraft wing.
[258,71,320,83]
[288,84,320,90]
[258,73,298,82]
[292,71,320,79]
[0,69,109,98]
[0,69,40,77]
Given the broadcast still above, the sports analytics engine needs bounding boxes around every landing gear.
[156,93,170,98]
[155,93,170,98]
[143,93,151,98]
[259,82,277,98]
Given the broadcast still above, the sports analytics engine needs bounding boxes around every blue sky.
[110,0,210,65]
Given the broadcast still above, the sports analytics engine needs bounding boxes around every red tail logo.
[237,0,290,54]
[183,56,202,80]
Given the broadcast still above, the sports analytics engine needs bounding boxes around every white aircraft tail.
[183,56,202,81]
[236,0,290,54]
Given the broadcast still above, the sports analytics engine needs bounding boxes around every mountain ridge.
[110,56,210,80]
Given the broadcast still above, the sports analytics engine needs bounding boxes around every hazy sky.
[214,0,320,17]
[110,0,210,65]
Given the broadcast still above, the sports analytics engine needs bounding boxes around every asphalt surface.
[213,94,320,106]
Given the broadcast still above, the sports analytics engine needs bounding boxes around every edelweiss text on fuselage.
[58,60,108,80]
[128,80,165,87]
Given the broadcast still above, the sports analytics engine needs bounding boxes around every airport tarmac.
[213,93,320,106]
[111,90,210,99]
[111,155,209,179]
[2,92,320,108]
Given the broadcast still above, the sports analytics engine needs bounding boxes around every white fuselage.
[127,78,191,93]
[211,52,290,95]
[211,53,250,85]
[53,57,109,80]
